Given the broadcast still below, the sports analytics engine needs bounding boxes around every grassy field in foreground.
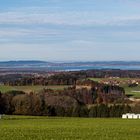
[89,78,140,98]
[0,85,69,93]
[0,116,140,140]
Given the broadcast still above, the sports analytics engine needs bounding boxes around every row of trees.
[0,91,132,117]
[89,104,131,118]
[3,73,80,86]
[2,69,140,86]
[85,70,140,78]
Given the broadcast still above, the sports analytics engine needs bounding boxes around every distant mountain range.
[1,61,140,71]
[1,60,140,66]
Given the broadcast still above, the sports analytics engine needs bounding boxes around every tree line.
[2,69,140,86]
[0,90,135,117]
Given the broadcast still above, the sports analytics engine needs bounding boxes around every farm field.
[124,86,140,98]
[89,78,140,98]
[0,85,69,93]
[0,116,140,140]
[88,78,132,82]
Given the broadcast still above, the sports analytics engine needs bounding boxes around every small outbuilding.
[122,114,127,119]
[122,113,140,119]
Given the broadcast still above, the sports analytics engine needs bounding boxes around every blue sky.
[0,0,140,61]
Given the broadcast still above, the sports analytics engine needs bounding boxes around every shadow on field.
[3,116,68,120]
[126,94,133,98]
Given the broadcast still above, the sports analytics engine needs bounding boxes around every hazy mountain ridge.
[1,61,140,71]
[1,60,140,65]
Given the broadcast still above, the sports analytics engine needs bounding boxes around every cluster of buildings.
[122,113,140,119]
[100,77,139,87]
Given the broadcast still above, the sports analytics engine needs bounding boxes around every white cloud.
[0,27,61,38]
[0,7,140,26]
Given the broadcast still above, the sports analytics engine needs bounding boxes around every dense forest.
[0,91,133,117]
[0,70,140,117]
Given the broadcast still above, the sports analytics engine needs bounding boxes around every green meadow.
[0,116,140,140]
